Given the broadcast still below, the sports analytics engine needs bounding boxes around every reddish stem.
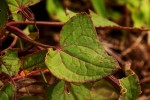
[105,75,120,93]
[8,36,18,49]
[7,21,150,31]
[6,25,57,49]
[7,21,64,26]
[13,68,48,81]
[1,36,18,54]
[99,26,150,31]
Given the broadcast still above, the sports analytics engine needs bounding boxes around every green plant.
[0,0,149,100]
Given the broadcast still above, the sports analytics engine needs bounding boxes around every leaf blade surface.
[45,13,118,82]
[0,50,20,76]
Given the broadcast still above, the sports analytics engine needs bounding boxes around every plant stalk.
[104,75,120,93]
[7,21,64,26]
[6,25,57,49]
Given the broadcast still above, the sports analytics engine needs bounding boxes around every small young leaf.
[0,84,15,100]
[0,0,8,32]
[45,13,119,82]
[66,9,76,19]
[118,63,141,100]
[21,50,47,69]
[89,10,150,31]
[89,10,118,27]
[46,81,91,100]
[0,50,20,76]
[119,74,141,100]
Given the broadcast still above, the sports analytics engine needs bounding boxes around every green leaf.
[66,9,76,19]
[91,0,108,17]
[89,10,118,27]
[119,74,141,100]
[45,13,118,82]
[6,0,41,13]
[119,64,141,100]
[0,92,9,100]
[0,0,8,32]
[0,81,3,86]
[46,81,91,100]
[89,10,150,31]
[19,96,43,100]
[0,50,20,76]
[90,80,119,100]
[46,80,119,100]
[0,84,15,100]
[11,12,25,21]
[21,50,47,69]
[46,0,69,22]
[6,0,41,21]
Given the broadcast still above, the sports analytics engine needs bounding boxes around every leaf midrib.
[61,50,115,70]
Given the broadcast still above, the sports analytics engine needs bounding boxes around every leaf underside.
[45,13,119,83]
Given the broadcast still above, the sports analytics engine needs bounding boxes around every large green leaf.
[0,50,20,76]
[0,0,8,32]
[46,81,91,100]
[46,0,69,22]
[21,50,47,69]
[0,84,15,100]
[45,13,118,82]
[6,0,41,13]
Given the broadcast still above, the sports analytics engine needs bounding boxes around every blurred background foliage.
[46,0,150,28]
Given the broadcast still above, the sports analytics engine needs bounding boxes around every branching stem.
[13,68,48,81]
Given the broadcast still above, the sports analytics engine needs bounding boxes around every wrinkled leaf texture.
[45,13,119,83]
